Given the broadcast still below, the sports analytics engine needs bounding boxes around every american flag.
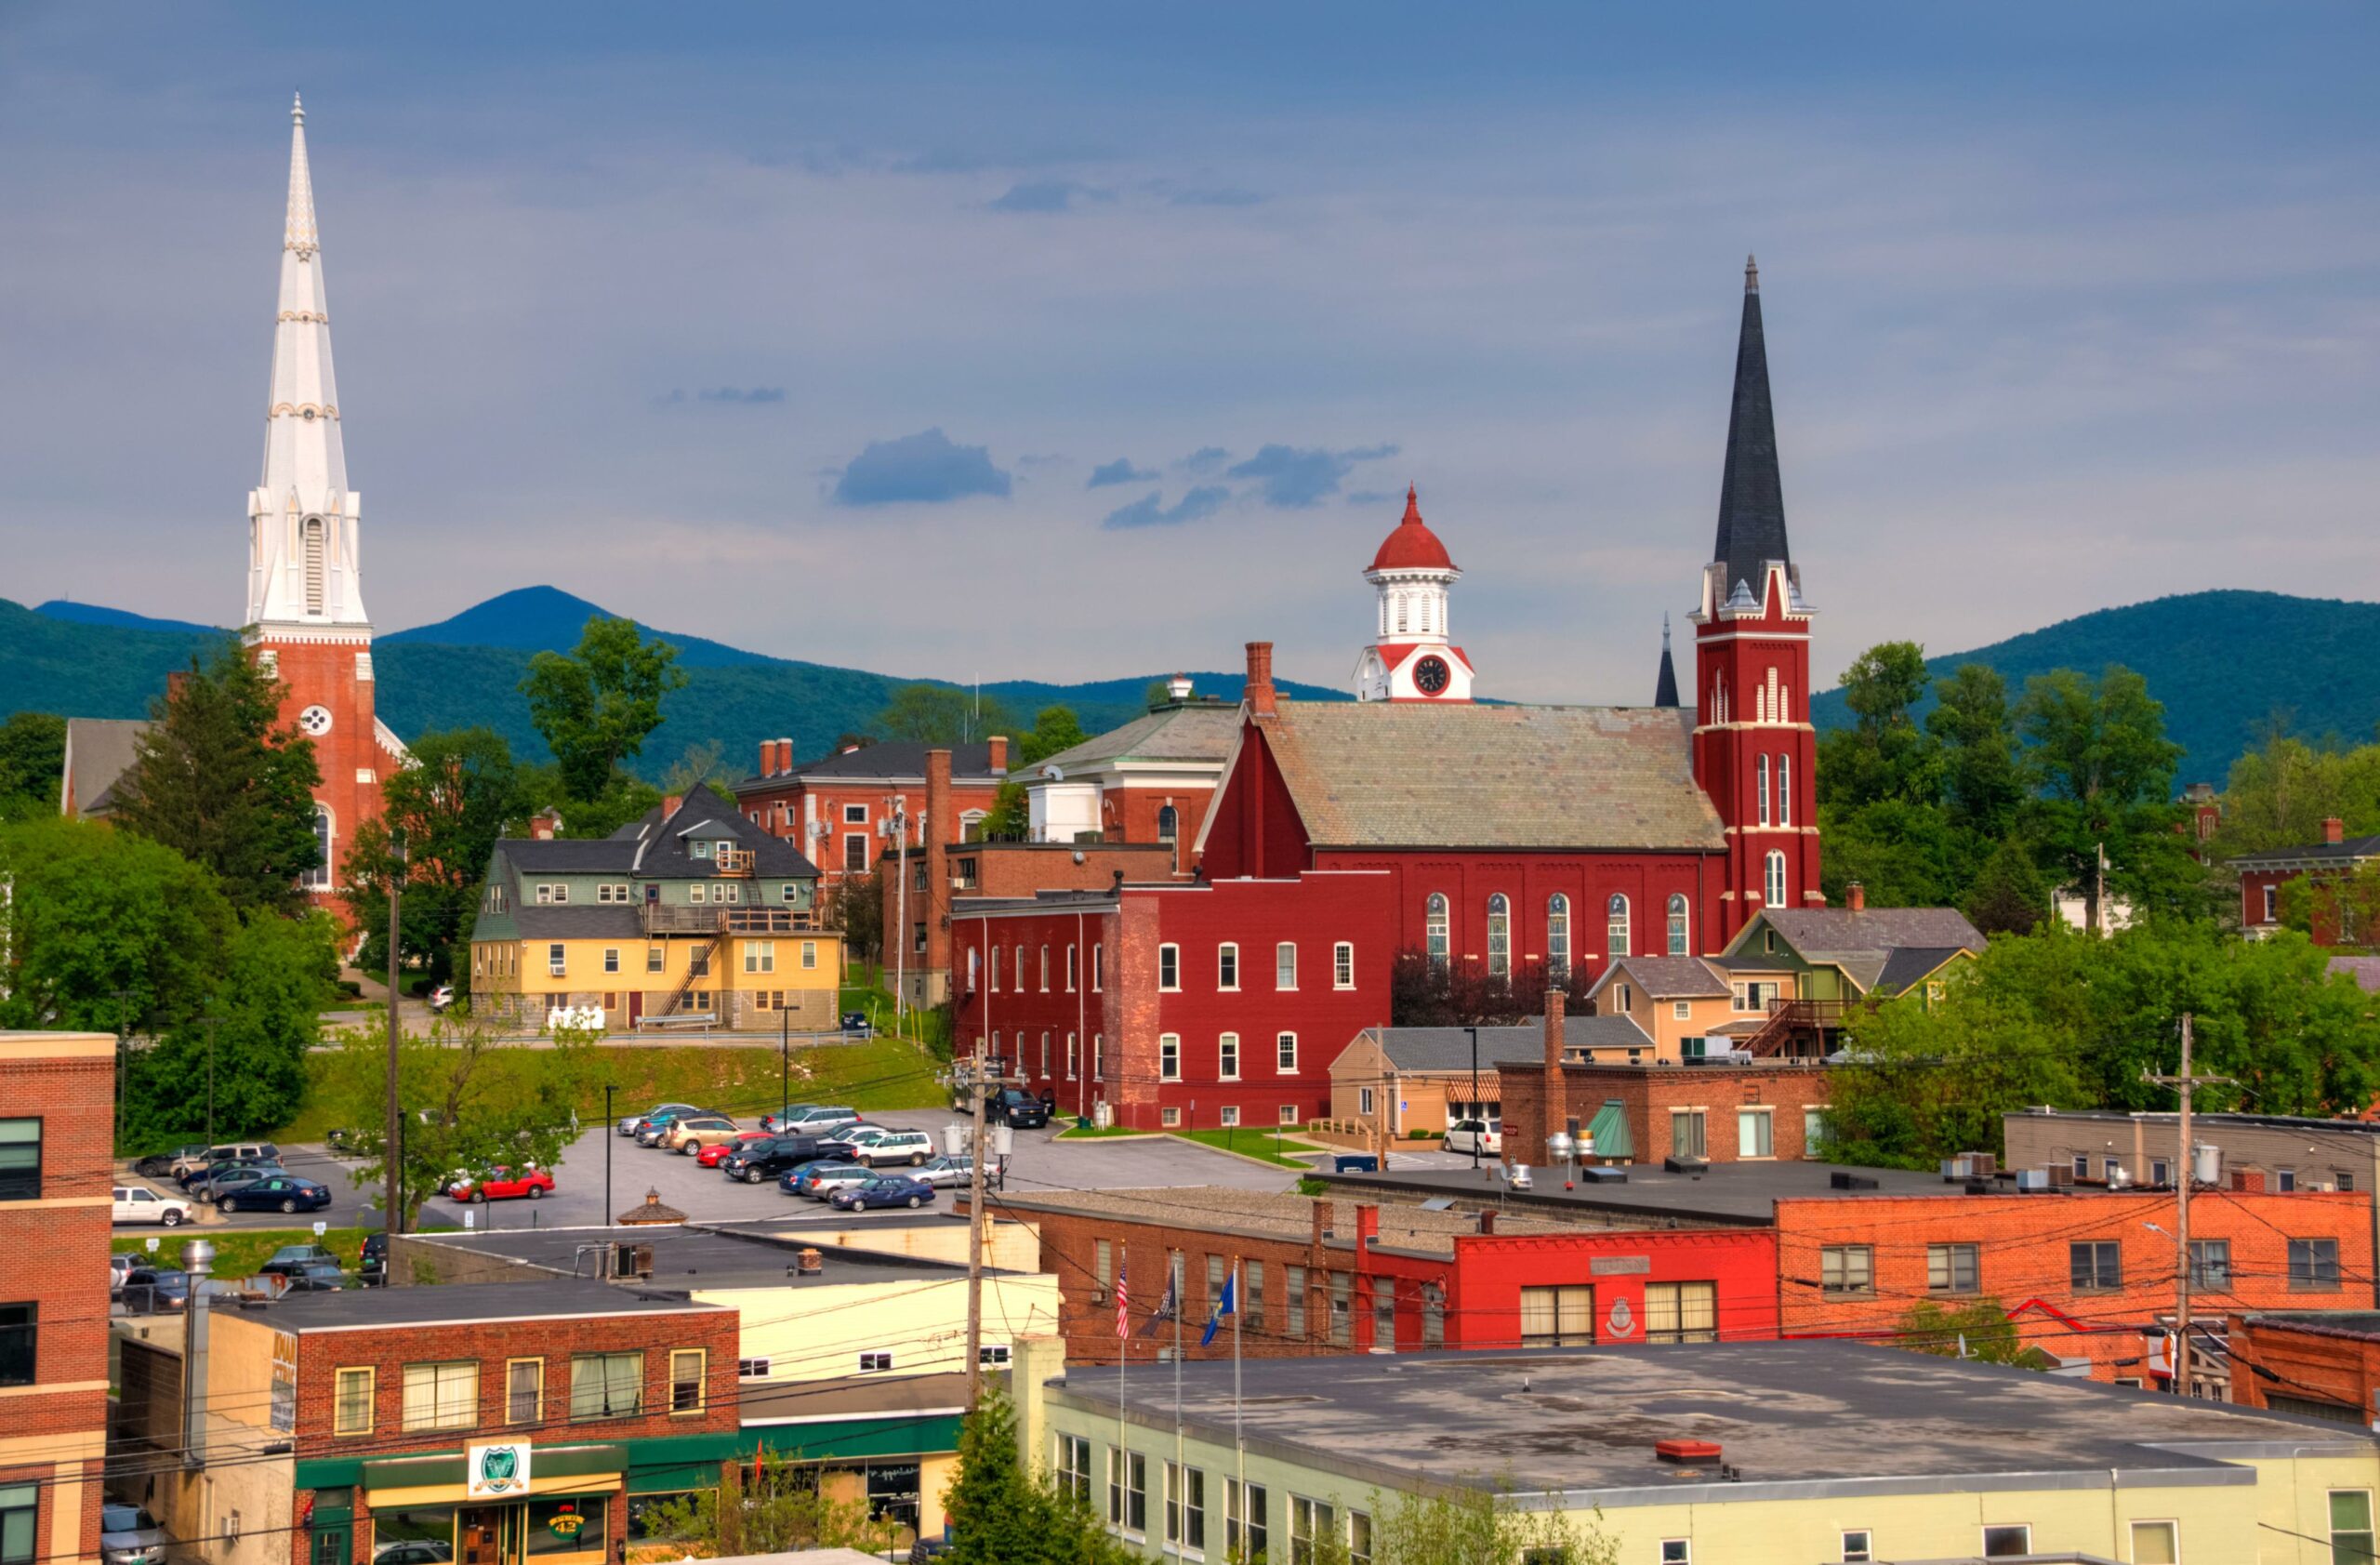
[1115,1267,1129,1340]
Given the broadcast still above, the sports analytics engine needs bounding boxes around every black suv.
[988,1089,1050,1130]
[721,1134,842,1185]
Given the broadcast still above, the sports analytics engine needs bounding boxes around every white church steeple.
[1353,486,1474,702]
[247,92,367,632]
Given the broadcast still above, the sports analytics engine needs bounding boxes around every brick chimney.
[662,794,682,819]
[530,808,562,842]
[988,735,1010,775]
[2325,816,2347,845]
[166,669,192,702]
[777,736,794,775]
[759,740,776,776]
[1539,988,1567,1163]
[924,748,954,1001]
[1846,881,1866,912]
[1244,641,1277,719]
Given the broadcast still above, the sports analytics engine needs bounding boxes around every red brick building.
[1774,1188,2374,1395]
[733,737,1009,895]
[952,872,1393,1129]
[987,1187,1778,1365]
[1192,262,1821,985]
[2228,1312,2380,1426]
[1497,994,1835,1165]
[0,1031,113,1565]
[2233,817,2380,941]
[119,1280,740,1565]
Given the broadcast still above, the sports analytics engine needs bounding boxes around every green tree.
[2216,727,2380,856]
[0,711,66,820]
[979,781,1029,841]
[0,816,233,1034]
[2016,665,2190,933]
[657,736,734,793]
[876,683,1015,747]
[2278,860,2380,948]
[840,865,885,966]
[1015,706,1090,767]
[1302,1483,1619,1565]
[519,616,688,800]
[1819,641,1937,811]
[1963,839,2050,937]
[112,642,324,915]
[1896,1295,2042,1367]
[315,1015,599,1227]
[126,911,339,1145]
[343,728,532,988]
[1928,663,2024,840]
[519,764,664,840]
[941,1386,1139,1565]
[646,1446,894,1556]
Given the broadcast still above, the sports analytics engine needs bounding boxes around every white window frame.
[1424,893,1449,966]
[1668,893,1689,955]
[1159,944,1182,991]
[1765,850,1788,908]
[1737,1106,1773,1159]
[1275,942,1297,990]
[1159,1034,1182,1081]
[1220,1105,1238,1127]
[1547,893,1570,975]
[1979,1524,2031,1558]
[1218,942,1239,990]
[1218,1033,1239,1081]
[1333,941,1355,988]
[1486,893,1510,977]
[842,802,868,825]
[1606,893,1630,959]
[1276,1032,1298,1073]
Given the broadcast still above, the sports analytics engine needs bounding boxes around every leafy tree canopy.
[112,641,324,916]
[875,683,1015,747]
[126,910,339,1147]
[520,616,688,801]
[0,711,65,821]
[1014,706,1089,768]
[941,1386,1141,1565]
[0,816,232,1034]
[343,727,532,987]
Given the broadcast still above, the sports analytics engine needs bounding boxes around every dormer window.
[692,840,711,859]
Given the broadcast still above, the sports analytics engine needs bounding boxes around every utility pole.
[603,1084,615,1226]
[2144,1013,2230,1397]
[887,794,909,1036]
[1464,1026,1482,1173]
[963,1048,992,1408]
[385,831,406,1240]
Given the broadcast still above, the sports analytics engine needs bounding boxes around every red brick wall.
[0,1041,116,1565]
[2230,1318,2380,1419]
[1692,581,1820,944]
[1501,1059,1833,1166]
[1775,1189,2374,1386]
[2241,867,2290,931]
[253,635,385,912]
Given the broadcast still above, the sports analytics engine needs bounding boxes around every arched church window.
[1756,755,1771,827]
[1486,894,1510,977]
[1765,851,1788,908]
[1395,593,1409,634]
[1777,755,1792,827]
[1606,894,1630,959]
[1547,894,1571,979]
[304,804,334,891]
[1425,894,1449,968]
[1157,804,1178,842]
[302,516,326,615]
[1667,894,1689,955]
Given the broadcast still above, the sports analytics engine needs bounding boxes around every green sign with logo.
[466,1442,533,1498]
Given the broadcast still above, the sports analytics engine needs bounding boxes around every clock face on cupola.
[1351,487,1475,702]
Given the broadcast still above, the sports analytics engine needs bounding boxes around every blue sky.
[3,3,2375,702]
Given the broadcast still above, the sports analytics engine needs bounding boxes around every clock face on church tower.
[1412,656,1451,696]
[298,704,334,737]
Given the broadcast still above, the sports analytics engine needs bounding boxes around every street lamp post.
[385,830,406,1239]
[1464,1025,1482,1174]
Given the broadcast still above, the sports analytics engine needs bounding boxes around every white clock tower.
[1353,487,1474,702]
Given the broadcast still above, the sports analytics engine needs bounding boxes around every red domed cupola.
[1368,485,1457,572]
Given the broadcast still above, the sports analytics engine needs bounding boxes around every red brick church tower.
[244,97,404,900]
[1692,257,1821,942]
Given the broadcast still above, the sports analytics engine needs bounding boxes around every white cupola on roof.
[1353,487,1474,703]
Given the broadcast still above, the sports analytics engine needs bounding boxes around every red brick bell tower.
[1692,257,1821,944]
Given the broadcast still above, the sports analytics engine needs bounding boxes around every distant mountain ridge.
[5,589,1334,779]
[1805,590,2380,782]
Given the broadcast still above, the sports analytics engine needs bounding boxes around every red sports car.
[695,1131,774,1168]
[447,1165,555,1202]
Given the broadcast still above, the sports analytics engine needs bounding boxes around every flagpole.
[1173,1253,1184,1547]
[1117,1259,1128,1518]
[1233,1257,1245,1555]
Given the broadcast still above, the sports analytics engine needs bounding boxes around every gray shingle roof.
[1035,704,1241,775]
[512,907,643,940]
[1876,946,1969,993]
[1596,955,1731,999]
[63,717,149,816]
[1258,699,1725,851]
[736,740,1006,790]
[1758,907,1986,958]
[2232,835,2380,869]
[496,785,821,880]
[1566,1014,1656,1051]
[1364,1023,1543,1073]
[500,839,639,870]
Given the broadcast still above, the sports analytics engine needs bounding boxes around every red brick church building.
[1195,255,1820,981]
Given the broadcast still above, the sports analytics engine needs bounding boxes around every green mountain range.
[1805,590,2380,783]
[0,590,1328,780]
[10,587,2372,786]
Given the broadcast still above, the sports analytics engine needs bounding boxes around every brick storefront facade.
[2229,1313,2380,1425]
[0,1032,114,1565]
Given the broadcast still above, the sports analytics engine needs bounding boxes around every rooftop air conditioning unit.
[1965,1151,1997,1177]
[1829,1172,1880,1191]
[2015,1168,2051,1193]
[2046,1165,2075,1188]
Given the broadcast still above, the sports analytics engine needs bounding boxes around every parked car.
[359,1232,388,1285]
[135,1144,209,1180]
[986,1088,1050,1129]
[428,983,456,1014]
[840,1011,874,1039]
[620,1102,699,1136]
[175,1142,280,1185]
[911,1154,975,1188]
[125,1269,231,1314]
[189,1161,284,1201]
[261,1244,340,1275]
[784,1161,870,1200]
[1443,1119,1502,1157]
[852,1129,934,1168]
[447,1165,555,1202]
[112,1185,196,1227]
[722,1135,835,1183]
[372,1542,455,1565]
[100,1503,167,1565]
[218,1174,334,1214]
[695,1131,774,1168]
[266,1260,348,1293]
[634,1107,727,1147]
[110,1253,142,1298]
[829,1175,935,1212]
[663,1115,740,1154]
[764,1104,860,1135]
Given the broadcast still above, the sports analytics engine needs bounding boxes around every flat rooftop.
[262,1279,719,1331]
[985,1187,1605,1256]
[403,1220,988,1290]
[1053,1341,2366,1505]
[1316,1160,1953,1227]
[2012,1106,2380,1137]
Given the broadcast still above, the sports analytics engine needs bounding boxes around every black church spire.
[1654,614,1680,708]
[1712,255,1790,598]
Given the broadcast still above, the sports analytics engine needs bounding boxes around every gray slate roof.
[1597,955,1731,999]
[1566,1014,1657,1051]
[737,740,1006,790]
[2330,956,2380,995]
[1035,703,1241,775]
[2233,834,2380,869]
[1876,946,1970,992]
[495,785,820,881]
[1258,699,1725,852]
[1363,1023,1543,1073]
[63,717,149,816]
[1732,908,1985,995]
[511,907,643,940]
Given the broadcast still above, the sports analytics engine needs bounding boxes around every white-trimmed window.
[1218,943,1239,990]
[745,941,774,974]
[1220,1105,1239,1127]
[1278,1103,1298,1126]
[1778,754,1792,827]
[1065,1033,1078,1079]
[991,946,1002,991]
[1218,1034,1239,1080]
[1333,942,1354,988]
[602,948,620,974]
[1066,944,1078,991]
[1424,894,1449,967]
[1606,894,1629,959]
[1485,894,1510,977]
[548,943,566,977]
[1159,945,1181,990]
[1765,851,1788,908]
[1757,754,1772,826]
[1738,1107,1774,1159]
[966,948,980,993]
[1159,1034,1181,1081]
[1979,1525,2030,1558]
[843,802,868,825]
[1276,1032,1298,1072]
[1547,894,1571,976]
[1276,942,1297,989]
[1093,943,1104,990]
[1668,893,1689,955]
[1840,1529,1873,1563]
[402,1360,480,1432]
[1040,945,1051,991]
[1161,1106,1183,1128]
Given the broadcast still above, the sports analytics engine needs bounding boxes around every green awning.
[1585,1100,1632,1160]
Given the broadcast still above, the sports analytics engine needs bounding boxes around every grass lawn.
[274,1033,946,1143]
[112,1226,373,1280]
[1170,1127,1329,1168]
[1054,1124,1150,1140]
